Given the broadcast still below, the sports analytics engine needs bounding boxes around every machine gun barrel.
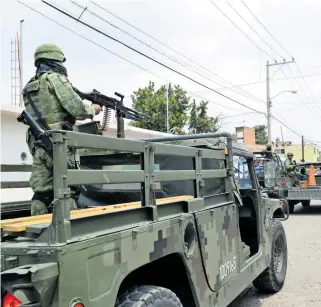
[74,87,150,122]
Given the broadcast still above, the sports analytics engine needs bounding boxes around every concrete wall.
[1,106,33,202]
[274,144,320,162]
[235,126,256,145]
[0,105,171,203]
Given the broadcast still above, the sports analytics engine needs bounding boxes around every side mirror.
[263,160,277,188]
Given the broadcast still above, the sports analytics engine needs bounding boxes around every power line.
[192,72,321,92]
[225,0,285,60]
[271,114,315,145]
[234,1,321,119]
[284,65,321,118]
[17,1,164,81]
[70,0,265,104]
[89,0,268,104]
[241,0,293,59]
[221,111,258,119]
[18,1,248,117]
[209,0,276,62]
[41,0,266,115]
[20,1,316,146]
[295,62,321,105]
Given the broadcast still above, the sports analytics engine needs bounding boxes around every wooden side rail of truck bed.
[0,195,194,233]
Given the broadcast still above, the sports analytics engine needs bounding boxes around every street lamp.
[267,90,297,143]
[270,90,297,100]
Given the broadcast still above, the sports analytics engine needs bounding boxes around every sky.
[1,0,321,145]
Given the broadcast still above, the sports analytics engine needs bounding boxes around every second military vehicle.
[249,150,321,213]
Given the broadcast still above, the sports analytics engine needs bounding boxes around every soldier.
[262,143,273,159]
[298,168,307,181]
[23,43,102,215]
[284,152,296,186]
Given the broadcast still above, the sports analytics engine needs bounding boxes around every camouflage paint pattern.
[1,195,285,307]
[23,69,94,214]
[1,133,287,307]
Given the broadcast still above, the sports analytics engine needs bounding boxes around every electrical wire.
[89,0,270,104]
[41,0,266,115]
[19,1,318,147]
[238,1,321,118]
[193,72,321,92]
[271,114,315,145]
[209,0,277,62]
[283,66,321,118]
[18,0,249,118]
[295,62,321,105]
[209,0,321,121]
[221,111,258,119]
[225,0,285,60]
[241,0,293,59]
[70,0,265,104]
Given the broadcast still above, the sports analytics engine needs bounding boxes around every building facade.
[234,126,320,161]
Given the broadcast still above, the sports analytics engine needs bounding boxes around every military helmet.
[287,152,293,157]
[34,43,66,64]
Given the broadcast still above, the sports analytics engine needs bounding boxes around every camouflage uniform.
[24,44,97,215]
[284,152,296,186]
[263,143,273,159]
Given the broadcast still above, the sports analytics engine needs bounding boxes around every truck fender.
[269,198,289,221]
[1,262,58,307]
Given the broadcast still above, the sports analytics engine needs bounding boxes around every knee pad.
[32,191,54,206]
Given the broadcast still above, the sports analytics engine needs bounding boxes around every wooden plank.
[1,195,193,232]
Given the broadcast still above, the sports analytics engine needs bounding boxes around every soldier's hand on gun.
[92,104,102,115]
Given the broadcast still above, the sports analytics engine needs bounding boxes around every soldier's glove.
[92,104,102,115]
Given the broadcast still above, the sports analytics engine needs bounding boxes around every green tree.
[254,124,268,144]
[189,99,198,133]
[188,100,220,133]
[131,81,190,133]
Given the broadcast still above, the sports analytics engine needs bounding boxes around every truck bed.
[0,195,193,233]
[287,186,321,200]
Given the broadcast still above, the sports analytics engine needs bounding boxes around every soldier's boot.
[46,198,78,213]
[31,199,48,216]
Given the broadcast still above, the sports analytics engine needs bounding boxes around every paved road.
[231,201,321,307]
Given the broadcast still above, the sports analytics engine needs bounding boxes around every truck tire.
[253,219,287,293]
[301,200,311,208]
[288,201,295,213]
[115,285,183,307]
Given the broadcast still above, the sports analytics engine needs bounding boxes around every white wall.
[0,107,171,203]
[1,107,33,202]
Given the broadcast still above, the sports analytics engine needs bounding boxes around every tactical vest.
[23,71,73,130]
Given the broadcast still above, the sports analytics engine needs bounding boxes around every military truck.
[1,130,289,307]
[286,161,321,212]
[249,151,321,213]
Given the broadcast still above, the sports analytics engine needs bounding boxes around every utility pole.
[266,61,271,143]
[301,135,305,162]
[280,125,285,155]
[166,82,169,133]
[266,59,295,144]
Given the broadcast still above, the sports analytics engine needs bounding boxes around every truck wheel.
[301,200,311,208]
[115,285,183,307]
[253,219,287,293]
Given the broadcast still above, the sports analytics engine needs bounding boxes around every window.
[233,156,253,189]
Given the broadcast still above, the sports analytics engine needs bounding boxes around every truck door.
[194,156,241,292]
